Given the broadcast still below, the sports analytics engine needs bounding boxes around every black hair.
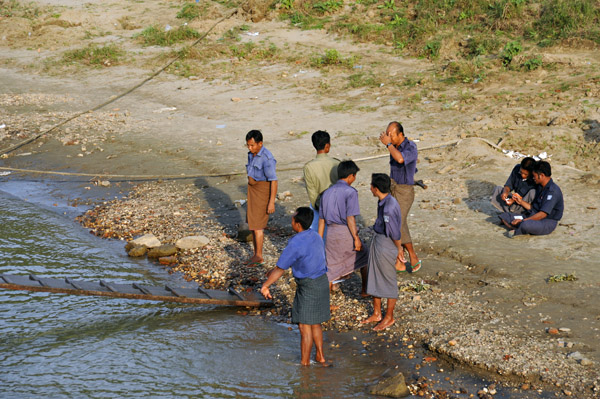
[371,173,391,193]
[293,207,313,231]
[388,121,404,136]
[533,160,552,177]
[246,130,263,143]
[337,160,359,179]
[520,157,536,173]
[311,130,330,151]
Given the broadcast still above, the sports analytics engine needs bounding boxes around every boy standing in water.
[261,207,330,366]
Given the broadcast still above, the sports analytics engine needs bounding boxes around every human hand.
[267,201,275,214]
[512,193,522,205]
[511,218,522,226]
[379,131,392,146]
[260,285,272,299]
[397,251,406,264]
[353,237,362,251]
[500,192,508,201]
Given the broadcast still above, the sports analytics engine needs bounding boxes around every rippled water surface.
[0,188,399,398]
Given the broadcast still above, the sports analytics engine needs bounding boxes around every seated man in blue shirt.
[491,157,536,213]
[261,207,330,366]
[499,161,564,237]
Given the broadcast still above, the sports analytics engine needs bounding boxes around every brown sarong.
[247,179,270,230]
[391,182,414,244]
[325,223,368,282]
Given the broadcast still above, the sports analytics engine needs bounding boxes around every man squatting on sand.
[261,207,331,366]
[303,130,340,231]
[498,160,564,237]
[245,130,278,266]
[379,122,421,272]
[491,156,536,214]
[361,173,406,331]
[318,160,369,293]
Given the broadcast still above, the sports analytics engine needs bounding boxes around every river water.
[0,183,404,398]
[0,181,551,399]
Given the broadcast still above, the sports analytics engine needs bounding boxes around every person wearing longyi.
[261,207,330,366]
[245,130,277,266]
[362,173,406,331]
[303,130,339,231]
[379,121,421,273]
[498,161,564,237]
[491,157,536,214]
[318,160,368,293]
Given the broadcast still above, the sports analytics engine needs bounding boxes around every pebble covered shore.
[77,181,599,398]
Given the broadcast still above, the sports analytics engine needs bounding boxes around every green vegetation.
[547,273,578,283]
[348,71,379,88]
[311,49,356,68]
[61,44,124,67]
[0,0,44,18]
[137,25,201,46]
[176,3,201,20]
[273,0,600,79]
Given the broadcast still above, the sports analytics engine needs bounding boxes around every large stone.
[131,233,161,248]
[127,245,148,257]
[369,370,410,398]
[175,235,209,250]
[147,244,178,258]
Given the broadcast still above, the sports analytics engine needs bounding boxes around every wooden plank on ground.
[0,274,272,307]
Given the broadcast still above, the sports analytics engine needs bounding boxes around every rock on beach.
[131,233,161,248]
[175,235,210,250]
[368,370,410,398]
[147,244,178,258]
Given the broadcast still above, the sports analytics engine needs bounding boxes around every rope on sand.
[0,137,524,180]
[0,7,241,157]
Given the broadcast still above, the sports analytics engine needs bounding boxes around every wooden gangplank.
[0,274,272,308]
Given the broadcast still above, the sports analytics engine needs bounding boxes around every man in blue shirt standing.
[379,121,421,272]
[318,160,369,293]
[245,130,278,266]
[499,161,564,237]
[261,207,330,366]
[362,173,406,331]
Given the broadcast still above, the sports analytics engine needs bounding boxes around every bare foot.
[360,291,370,298]
[245,256,263,265]
[360,314,382,324]
[373,318,394,331]
[318,360,333,367]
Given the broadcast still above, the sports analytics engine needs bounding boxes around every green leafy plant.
[424,39,441,59]
[501,40,522,65]
[279,0,294,10]
[523,55,542,70]
[313,0,343,13]
[378,0,396,10]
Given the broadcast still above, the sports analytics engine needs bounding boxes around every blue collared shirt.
[277,229,328,279]
[390,139,418,185]
[246,146,277,181]
[373,194,402,241]
[505,164,536,197]
[531,179,564,221]
[319,180,360,225]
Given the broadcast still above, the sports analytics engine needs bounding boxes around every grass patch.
[348,71,379,88]
[177,3,201,20]
[323,102,353,112]
[311,49,357,68]
[137,25,201,46]
[61,44,124,67]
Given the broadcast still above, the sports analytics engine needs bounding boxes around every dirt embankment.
[1,0,600,397]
